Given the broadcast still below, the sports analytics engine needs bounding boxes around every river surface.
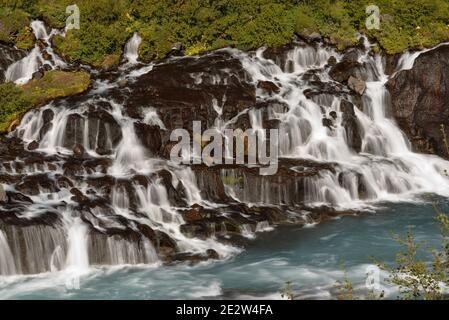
[0,196,445,300]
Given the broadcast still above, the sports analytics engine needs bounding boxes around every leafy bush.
[0,6,30,45]
[3,0,449,65]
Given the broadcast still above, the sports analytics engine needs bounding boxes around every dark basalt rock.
[327,56,337,67]
[262,43,296,71]
[27,140,39,151]
[340,99,362,152]
[170,250,218,265]
[386,45,449,158]
[32,69,44,80]
[182,204,204,223]
[134,122,162,155]
[72,143,85,157]
[322,117,334,130]
[86,109,122,154]
[329,59,364,83]
[39,109,54,139]
[303,80,346,99]
[257,80,280,95]
[384,53,402,76]
[5,191,33,204]
[15,174,59,196]
[125,51,256,131]
[261,37,307,72]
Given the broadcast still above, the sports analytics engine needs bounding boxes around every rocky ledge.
[387,45,449,158]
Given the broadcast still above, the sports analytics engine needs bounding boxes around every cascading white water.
[396,41,449,72]
[123,33,142,65]
[4,34,449,278]
[65,218,89,273]
[5,20,67,84]
[5,47,43,84]
[0,231,16,275]
[30,20,67,69]
[221,42,449,208]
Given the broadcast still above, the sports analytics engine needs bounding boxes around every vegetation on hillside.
[0,70,90,132]
[2,0,449,67]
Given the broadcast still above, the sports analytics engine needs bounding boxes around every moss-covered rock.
[15,27,36,50]
[0,70,91,132]
[100,54,121,71]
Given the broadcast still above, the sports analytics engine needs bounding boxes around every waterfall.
[3,34,449,277]
[0,231,16,275]
[123,33,142,65]
[5,20,67,84]
[65,219,89,273]
[5,47,43,84]
[224,41,449,207]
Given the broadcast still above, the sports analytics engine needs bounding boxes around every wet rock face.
[386,45,449,158]
[0,40,372,274]
[257,80,280,95]
[133,122,161,155]
[329,52,365,83]
[0,44,27,82]
[126,51,256,131]
[340,99,362,152]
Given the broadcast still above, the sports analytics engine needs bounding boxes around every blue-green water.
[0,197,446,299]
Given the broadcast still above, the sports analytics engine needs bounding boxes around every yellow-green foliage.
[0,82,30,132]
[0,6,30,45]
[3,0,449,65]
[15,27,35,50]
[21,70,91,105]
[0,70,91,132]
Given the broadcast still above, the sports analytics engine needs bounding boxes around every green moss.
[0,70,91,132]
[0,82,31,132]
[0,7,30,45]
[49,0,131,67]
[34,0,72,29]
[15,27,35,50]
[100,54,121,70]
[21,70,91,105]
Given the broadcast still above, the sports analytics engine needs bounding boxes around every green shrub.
[3,0,449,65]
[0,7,30,45]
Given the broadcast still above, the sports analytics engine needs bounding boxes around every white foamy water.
[0,231,16,276]
[123,33,142,65]
[2,35,449,283]
[219,41,449,208]
[5,20,67,84]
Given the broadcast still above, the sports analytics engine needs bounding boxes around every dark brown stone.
[386,45,449,158]
[257,80,280,95]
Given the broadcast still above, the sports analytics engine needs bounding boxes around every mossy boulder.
[0,70,91,132]
[15,27,36,50]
